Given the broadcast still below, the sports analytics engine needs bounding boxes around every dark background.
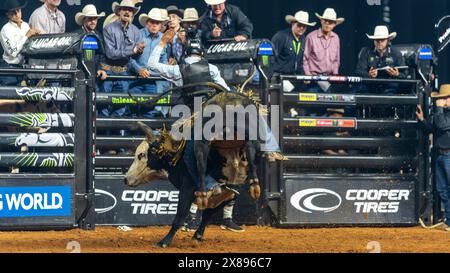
[7,0,450,83]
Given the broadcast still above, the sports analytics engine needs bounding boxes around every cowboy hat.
[366,25,397,40]
[431,85,450,98]
[285,11,316,27]
[204,0,226,5]
[160,8,169,21]
[0,0,27,12]
[166,5,184,18]
[111,0,142,12]
[138,8,166,27]
[315,8,345,25]
[113,0,140,16]
[182,8,200,23]
[75,4,105,26]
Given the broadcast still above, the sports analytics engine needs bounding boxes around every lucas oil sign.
[0,186,71,218]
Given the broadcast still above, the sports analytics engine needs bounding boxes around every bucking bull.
[125,87,263,248]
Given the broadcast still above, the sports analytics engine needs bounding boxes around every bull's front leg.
[194,140,210,210]
[246,141,261,200]
[156,177,196,248]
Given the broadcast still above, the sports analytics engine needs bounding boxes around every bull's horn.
[137,121,156,142]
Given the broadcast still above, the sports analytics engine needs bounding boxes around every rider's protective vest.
[179,58,214,97]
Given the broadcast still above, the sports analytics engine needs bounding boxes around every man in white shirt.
[29,0,65,34]
[0,0,40,84]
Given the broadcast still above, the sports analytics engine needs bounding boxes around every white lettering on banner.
[122,190,179,215]
[130,203,178,215]
[439,28,450,44]
[207,42,249,54]
[291,188,411,215]
[0,193,63,211]
[122,190,178,202]
[346,190,410,214]
[30,37,74,50]
[345,190,410,201]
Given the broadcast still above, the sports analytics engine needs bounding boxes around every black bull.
[125,86,264,248]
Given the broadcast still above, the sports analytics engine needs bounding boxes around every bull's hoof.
[249,179,261,200]
[155,241,170,248]
[194,192,209,210]
[192,233,203,243]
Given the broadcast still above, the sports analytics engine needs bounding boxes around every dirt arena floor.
[0,226,448,253]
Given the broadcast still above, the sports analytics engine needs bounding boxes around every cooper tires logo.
[290,189,342,214]
[95,189,117,214]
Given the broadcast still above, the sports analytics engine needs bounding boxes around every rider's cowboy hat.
[315,8,345,25]
[166,5,184,18]
[366,25,397,40]
[113,0,140,16]
[285,11,316,27]
[0,0,27,12]
[75,5,105,26]
[182,8,200,23]
[204,0,226,5]
[431,85,450,98]
[138,8,166,27]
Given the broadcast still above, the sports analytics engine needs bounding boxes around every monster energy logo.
[11,113,74,128]
[85,50,94,61]
[13,153,74,168]
[15,153,38,167]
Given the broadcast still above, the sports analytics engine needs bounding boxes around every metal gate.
[266,44,436,226]
[0,33,98,230]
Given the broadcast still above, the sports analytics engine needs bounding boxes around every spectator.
[29,0,65,34]
[272,11,316,76]
[355,25,406,94]
[129,8,170,118]
[200,0,253,46]
[303,8,344,93]
[182,8,202,41]
[100,0,143,155]
[101,0,143,109]
[0,0,40,85]
[103,0,142,29]
[166,5,184,64]
[417,85,450,232]
[74,4,107,81]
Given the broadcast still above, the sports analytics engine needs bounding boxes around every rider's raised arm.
[148,44,182,85]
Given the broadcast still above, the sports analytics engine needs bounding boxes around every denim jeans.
[435,153,450,225]
[99,69,130,118]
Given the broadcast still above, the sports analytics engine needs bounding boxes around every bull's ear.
[137,121,156,142]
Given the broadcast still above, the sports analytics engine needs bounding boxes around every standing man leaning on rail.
[100,0,143,118]
[128,8,170,118]
[0,0,40,85]
[272,10,315,118]
[355,25,406,95]
[200,0,253,46]
[272,11,315,77]
[29,0,65,34]
[303,8,344,93]
[417,85,450,232]
[74,4,107,82]
[100,0,144,156]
